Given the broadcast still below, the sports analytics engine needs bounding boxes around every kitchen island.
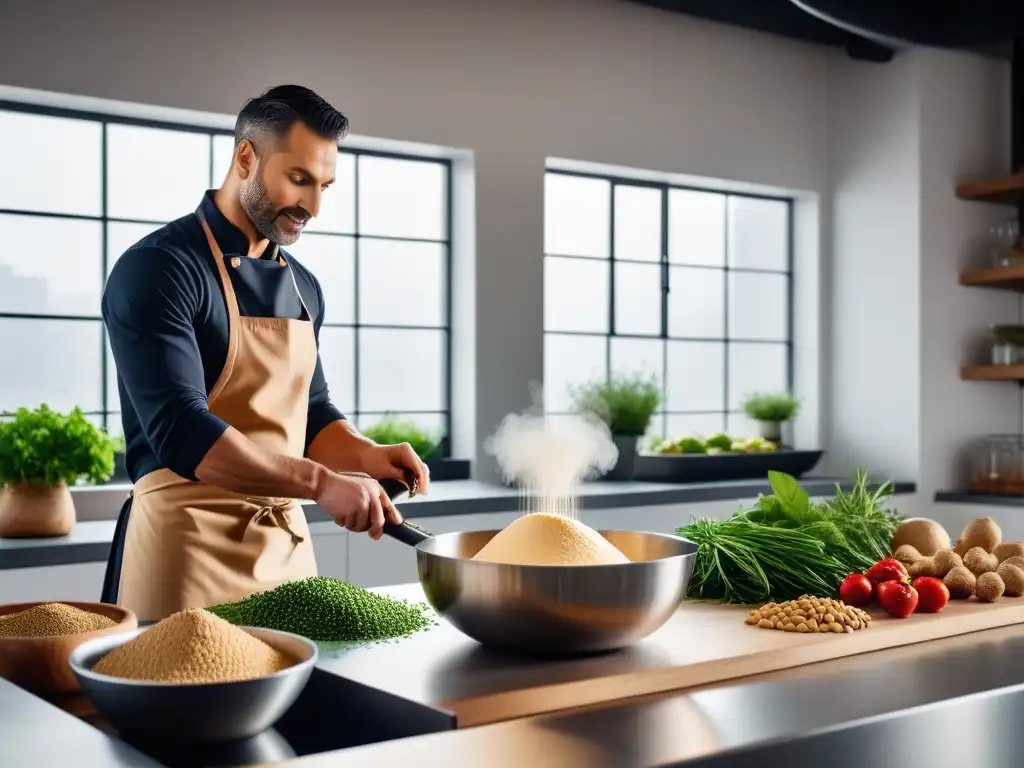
[2,581,1022,767]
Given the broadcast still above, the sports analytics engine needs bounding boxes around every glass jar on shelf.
[970,435,1024,495]
[989,325,1024,365]
[990,217,1023,267]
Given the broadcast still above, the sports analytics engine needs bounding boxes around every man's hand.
[307,422,431,497]
[313,470,403,541]
[357,442,431,497]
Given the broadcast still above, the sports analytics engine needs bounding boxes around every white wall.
[825,46,1016,512]
[0,0,831,482]
[826,50,924,483]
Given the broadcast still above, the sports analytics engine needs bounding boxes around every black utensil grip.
[382,519,433,546]
[376,476,433,545]
[378,476,412,501]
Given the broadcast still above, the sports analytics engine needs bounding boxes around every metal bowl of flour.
[384,518,696,655]
[68,626,317,744]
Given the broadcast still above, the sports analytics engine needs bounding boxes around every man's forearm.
[307,419,375,474]
[195,426,326,500]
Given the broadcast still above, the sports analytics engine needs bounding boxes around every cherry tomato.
[877,579,918,618]
[866,558,909,588]
[839,573,873,607]
[911,576,950,613]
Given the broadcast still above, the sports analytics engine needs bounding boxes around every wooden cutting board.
[442,596,1024,726]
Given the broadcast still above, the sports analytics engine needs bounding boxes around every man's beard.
[239,170,308,247]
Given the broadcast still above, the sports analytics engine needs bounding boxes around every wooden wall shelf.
[959,265,1024,291]
[956,173,1024,204]
[960,365,1024,382]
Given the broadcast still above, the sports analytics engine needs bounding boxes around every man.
[100,85,428,622]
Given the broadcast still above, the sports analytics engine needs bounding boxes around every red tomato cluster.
[839,558,949,618]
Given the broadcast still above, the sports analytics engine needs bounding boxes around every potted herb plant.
[361,415,442,462]
[569,373,662,481]
[0,405,116,538]
[741,391,801,444]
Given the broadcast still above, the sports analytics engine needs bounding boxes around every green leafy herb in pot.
[0,405,115,487]
[0,405,117,537]
[568,373,661,437]
[360,415,441,461]
[741,392,801,423]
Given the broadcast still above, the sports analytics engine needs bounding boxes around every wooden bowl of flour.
[0,601,137,694]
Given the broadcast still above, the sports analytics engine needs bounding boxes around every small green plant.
[111,434,126,454]
[0,405,116,487]
[569,373,662,437]
[742,392,801,423]
[361,415,441,461]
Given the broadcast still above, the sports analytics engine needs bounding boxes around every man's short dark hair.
[235,85,349,153]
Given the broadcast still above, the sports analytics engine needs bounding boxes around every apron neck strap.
[197,212,242,323]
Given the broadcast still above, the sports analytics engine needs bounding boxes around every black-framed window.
[0,102,453,452]
[543,169,793,439]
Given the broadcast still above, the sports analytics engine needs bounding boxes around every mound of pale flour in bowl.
[472,513,630,566]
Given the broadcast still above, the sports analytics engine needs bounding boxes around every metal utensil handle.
[382,519,433,546]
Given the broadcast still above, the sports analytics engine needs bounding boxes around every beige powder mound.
[0,603,116,638]
[93,608,291,684]
[473,512,630,566]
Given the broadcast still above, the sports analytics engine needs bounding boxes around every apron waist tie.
[245,498,305,545]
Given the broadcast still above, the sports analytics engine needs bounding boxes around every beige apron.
[117,215,319,622]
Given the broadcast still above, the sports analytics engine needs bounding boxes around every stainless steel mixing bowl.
[385,519,697,655]
[68,626,317,744]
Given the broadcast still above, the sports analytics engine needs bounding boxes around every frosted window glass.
[0,214,102,317]
[545,257,609,333]
[669,189,725,266]
[668,266,724,339]
[666,341,725,412]
[544,333,606,412]
[358,156,445,240]
[359,328,445,412]
[614,185,661,262]
[614,262,661,336]
[0,111,102,216]
[359,239,444,327]
[0,319,103,412]
[728,272,788,341]
[728,197,788,271]
[107,125,211,221]
[545,174,610,258]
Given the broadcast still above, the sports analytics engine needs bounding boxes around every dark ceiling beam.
[627,0,896,61]
[790,1,1024,49]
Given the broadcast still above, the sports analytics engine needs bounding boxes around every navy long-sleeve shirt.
[102,191,346,483]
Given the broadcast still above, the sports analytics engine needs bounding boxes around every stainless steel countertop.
[4,620,1024,767]
[0,677,157,767]
[288,620,1024,767]
[314,582,1023,728]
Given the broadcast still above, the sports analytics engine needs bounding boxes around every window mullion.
[607,182,616,381]
[100,121,109,433]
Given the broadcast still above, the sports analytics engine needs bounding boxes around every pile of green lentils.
[206,577,437,644]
